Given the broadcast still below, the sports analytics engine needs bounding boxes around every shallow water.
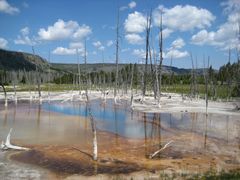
[0,99,240,177]
[0,99,239,144]
[42,99,240,142]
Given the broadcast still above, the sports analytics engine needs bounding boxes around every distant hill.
[51,63,192,75]
[0,49,206,75]
[0,49,48,71]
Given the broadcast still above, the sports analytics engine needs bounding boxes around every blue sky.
[0,0,239,69]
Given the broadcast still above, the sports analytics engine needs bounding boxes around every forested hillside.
[0,49,48,71]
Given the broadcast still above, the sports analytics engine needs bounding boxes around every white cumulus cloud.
[73,25,92,39]
[20,27,29,36]
[165,37,188,59]
[120,1,137,11]
[191,0,240,50]
[93,41,105,50]
[0,0,19,15]
[153,5,215,31]
[171,38,185,49]
[132,49,145,59]
[162,28,173,39]
[14,27,36,45]
[124,11,146,33]
[93,41,102,47]
[52,47,76,55]
[125,33,144,45]
[165,49,189,59]
[129,1,136,9]
[38,19,92,41]
[0,37,8,49]
[107,40,113,47]
[69,42,84,49]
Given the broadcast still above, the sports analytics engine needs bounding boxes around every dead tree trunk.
[237,21,240,96]
[190,53,196,99]
[0,83,7,107]
[203,56,210,115]
[195,57,199,99]
[158,11,163,106]
[32,46,41,102]
[86,91,98,160]
[11,71,18,104]
[154,50,160,106]
[149,40,156,99]
[102,51,107,102]
[130,64,134,107]
[24,69,32,101]
[48,51,51,103]
[114,9,120,104]
[83,40,97,160]
[77,48,81,96]
[142,11,151,101]
[227,49,232,101]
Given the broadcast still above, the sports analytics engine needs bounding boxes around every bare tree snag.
[203,56,210,115]
[76,48,81,97]
[85,93,98,161]
[142,10,152,101]
[0,83,7,107]
[154,49,160,107]
[114,8,120,104]
[227,49,232,101]
[48,51,51,103]
[158,11,163,107]
[11,71,18,105]
[81,40,97,160]
[23,69,32,102]
[190,52,196,99]
[32,46,42,103]
[130,64,134,107]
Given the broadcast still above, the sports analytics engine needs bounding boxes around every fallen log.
[1,128,29,151]
[149,140,173,159]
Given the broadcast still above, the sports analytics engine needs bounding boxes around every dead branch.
[149,140,173,159]
[72,146,93,158]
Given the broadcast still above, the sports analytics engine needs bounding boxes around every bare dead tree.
[158,11,164,106]
[142,10,152,101]
[203,56,210,115]
[130,64,134,107]
[190,52,196,99]
[23,69,32,101]
[76,48,81,96]
[195,56,199,99]
[84,39,88,97]
[227,49,232,101]
[154,50,160,106]
[114,8,120,104]
[32,46,42,102]
[85,77,97,160]
[101,51,107,102]
[149,30,158,100]
[149,36,156,99]
[81,39,97,160]
[0,83,7,107]
[11,71,18,104]
[237,19,240,96]
[48,51,51,103]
